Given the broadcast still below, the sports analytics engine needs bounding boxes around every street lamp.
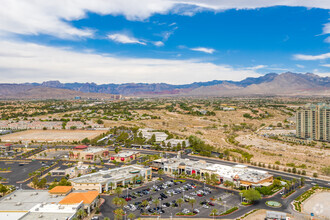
[239,192,243,204]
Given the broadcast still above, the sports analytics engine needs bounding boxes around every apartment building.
[296,103,330,142]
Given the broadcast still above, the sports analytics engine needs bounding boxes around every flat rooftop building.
[19,202,82,220]
[0,190,65,220]
[70,165,152,193]
[110,151,140,162]
[156,156,273,187]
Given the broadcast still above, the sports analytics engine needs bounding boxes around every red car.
[125,197,131,201]
[208,202,214,206]
[197,194,203,197]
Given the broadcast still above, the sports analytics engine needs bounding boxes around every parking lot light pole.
[170,213,172,220]
[239,192,243,204]
[224,201,227,212]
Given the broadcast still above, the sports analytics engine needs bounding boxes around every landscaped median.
[282,189,296,199]
[292,186,330,212]
[176,212,196,216]
[208,206,239,217]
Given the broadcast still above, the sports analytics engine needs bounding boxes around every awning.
[260,182,272,187]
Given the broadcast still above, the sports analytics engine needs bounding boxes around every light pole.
[239,192,243,204]
[224,201,227,212]
[124,211,126,220]
[170,213,172,220]
[127,187,128,198]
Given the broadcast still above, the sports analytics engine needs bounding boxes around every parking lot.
[0,160,53,188]
[101,176,240,219]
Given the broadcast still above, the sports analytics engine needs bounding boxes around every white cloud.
[293,53,330,61]
[312,69,330,77]
[108,33,146,45]
[1,0,329,39]
[191,47,215,54]
[0,40,263,84]
[246,65,267,70]
[321,64,330,67]
[153,41,165,46]
[296,64,305,68]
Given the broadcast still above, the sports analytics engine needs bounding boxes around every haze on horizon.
[0,0,330,84]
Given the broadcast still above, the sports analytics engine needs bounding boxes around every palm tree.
[141,200,149,211]
[114,208,124,220]
[112,197,121,207]
[153,198,160,209]
[188,198,196,209]
[115,187,122,197]
[76,208,86,219]
[176,198,183,208]
[109,182,114,192]
[210,208,218,217]
[118,198,127,209]
[127,213,136,220]
[292,178,297,190]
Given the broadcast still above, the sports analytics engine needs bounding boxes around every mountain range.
[0,72,329,99]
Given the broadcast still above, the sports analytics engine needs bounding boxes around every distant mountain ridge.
[4,72,330,98]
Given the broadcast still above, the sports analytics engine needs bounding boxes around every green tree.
[153,198,160,209]
[81,138,90,144]
[118,198,127,209]
[188,198,196,209]
[114,208,124,220]
[210,208,218,217]
[104,217,110,220]
[115,187,122,197]
[127,213,136,220]
[77,208,87,219]
[112,197,121,207]
[176,198,183,208]
[241,189,261,203]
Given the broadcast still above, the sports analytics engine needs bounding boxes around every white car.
[202,204,209,209]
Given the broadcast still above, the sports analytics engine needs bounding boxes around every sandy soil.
[0,129,105,142]
[303,191,330,219]
[236,134,330,172]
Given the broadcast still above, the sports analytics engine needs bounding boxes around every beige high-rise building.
[296,103,330,142]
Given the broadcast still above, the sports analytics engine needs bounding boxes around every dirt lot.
[236,134,330,174]
[302,191,330,219]
[0,129,105,143]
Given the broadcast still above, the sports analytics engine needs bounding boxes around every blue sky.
[0,1,330,84]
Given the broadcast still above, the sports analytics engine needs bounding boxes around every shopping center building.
[70,165,152,193]
[153,156,273,188]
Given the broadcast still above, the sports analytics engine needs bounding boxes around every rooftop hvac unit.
[15,202,21,206]
[35,208,39,211]
[38,214,43,218]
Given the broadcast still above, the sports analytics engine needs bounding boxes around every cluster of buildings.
[138,128,168,142]
[68,146,139,163]
[163,139,189,148]
[296,103,330,142]
[69,145,109,160]
[0,186,99,220]
[70,165,152,193]
[110,151,140,162]
[0,120,104,130]
[152,156,273,188]
[50,162,93,178]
